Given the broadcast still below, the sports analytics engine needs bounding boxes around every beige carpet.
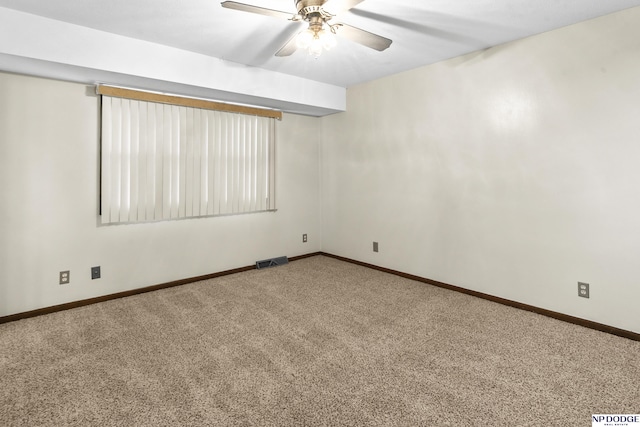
[1,255,638,426]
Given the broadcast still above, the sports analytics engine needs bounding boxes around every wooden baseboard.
[3,250,637,342]
[0,252,322,325]
[319,252,640,342]
[289,252,323,261]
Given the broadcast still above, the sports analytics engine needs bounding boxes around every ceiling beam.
[0,6,346,117]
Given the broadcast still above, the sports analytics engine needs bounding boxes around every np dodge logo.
[593,414,640,426]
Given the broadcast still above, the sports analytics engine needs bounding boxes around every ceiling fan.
[221,0,392,57]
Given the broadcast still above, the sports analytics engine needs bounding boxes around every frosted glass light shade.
[296,29,315,49]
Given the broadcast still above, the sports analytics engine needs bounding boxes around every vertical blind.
[100,96,276,224]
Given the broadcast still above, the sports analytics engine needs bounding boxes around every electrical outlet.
[578,282,589,298]
[373,242,379,252]
[91,266,101,280]
[302,234,308,243]
[59,270,70,285]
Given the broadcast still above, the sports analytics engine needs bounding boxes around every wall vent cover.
[256,256,289,269]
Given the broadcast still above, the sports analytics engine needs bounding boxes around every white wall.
[321,8,640,333]
[0,72,321,317]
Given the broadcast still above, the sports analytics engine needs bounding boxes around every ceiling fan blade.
[323,0,366,16]
[348,9,484,48]
[275,33,300,57]
[221,1,293,20]
[334,23,392,51]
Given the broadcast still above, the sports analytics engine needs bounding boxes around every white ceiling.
[1,0,640,116]
[2,0,640,88]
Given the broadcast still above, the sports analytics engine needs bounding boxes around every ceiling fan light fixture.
[296,25,337,58]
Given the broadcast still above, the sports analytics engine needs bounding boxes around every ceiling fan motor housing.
[295,0,332,20]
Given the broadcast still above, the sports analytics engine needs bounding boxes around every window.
[99,88,278,224]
